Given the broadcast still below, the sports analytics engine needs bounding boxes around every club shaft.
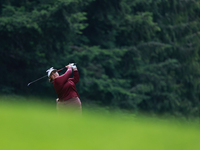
[57,67,65,72]
[27,75,47,86]
[27,67,66,86]
[27,63,77,87]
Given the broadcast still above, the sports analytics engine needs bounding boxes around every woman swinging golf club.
[46,63,82,114]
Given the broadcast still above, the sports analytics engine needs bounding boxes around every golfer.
[46,63,82,113]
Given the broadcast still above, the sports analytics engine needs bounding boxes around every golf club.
[27,63,76,87]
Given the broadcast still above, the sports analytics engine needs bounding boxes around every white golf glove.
[70,63,77,69]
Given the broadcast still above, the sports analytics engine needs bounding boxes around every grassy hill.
[0,95,199,150]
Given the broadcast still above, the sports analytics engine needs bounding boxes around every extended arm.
[69,70,79,84]
[69,64,79,84]
[54,67,72,87]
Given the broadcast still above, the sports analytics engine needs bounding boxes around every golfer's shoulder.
[53,76,63,83]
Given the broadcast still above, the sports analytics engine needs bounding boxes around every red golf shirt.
[53,67,79,101]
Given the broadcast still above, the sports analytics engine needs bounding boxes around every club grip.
[57,63,77,72]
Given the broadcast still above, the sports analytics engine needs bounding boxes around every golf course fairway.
[0,96,199,150]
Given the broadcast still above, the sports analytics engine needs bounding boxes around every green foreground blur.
[0,95,199,150]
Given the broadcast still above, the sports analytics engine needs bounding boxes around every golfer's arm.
[70,70,79,84]
[57,67,72,84]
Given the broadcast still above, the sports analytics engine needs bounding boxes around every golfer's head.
[46,67,59,82]
[49,70,59,82]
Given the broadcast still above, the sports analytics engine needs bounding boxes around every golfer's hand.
[73,67,77,71]
[65,64,71,69]
[71,63,77,70]
[66,63,77,70]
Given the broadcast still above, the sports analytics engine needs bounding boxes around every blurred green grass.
[0,95,200,150]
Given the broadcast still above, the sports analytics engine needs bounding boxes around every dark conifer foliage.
[0,0,200,118]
